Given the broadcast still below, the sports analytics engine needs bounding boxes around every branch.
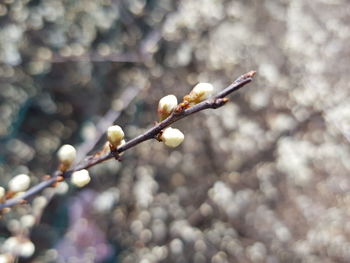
[0,71,256,211]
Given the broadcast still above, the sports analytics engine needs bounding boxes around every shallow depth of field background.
[0,0,350,262]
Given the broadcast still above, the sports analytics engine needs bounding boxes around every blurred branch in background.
[75,85,144,162]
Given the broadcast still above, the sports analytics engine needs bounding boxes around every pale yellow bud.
[57,144,76,168]
[161,127,185,148]
[8,174,31,193]
[191,83,214,101]
[184,83,214,105]
[19,240,35,258]
[158,94,178,121]
[71,169,91,188]
[107,125,125,148]
[0,187,5,199]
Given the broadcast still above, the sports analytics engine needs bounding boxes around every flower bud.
[158,95,178,121]
[19,240,35,258]
[184,83,214,104]
[107,125,125,148]
[57,144,76,169]
[8,174,31,193]
[161,127,185,148]
[0,187,5,199]
[71,169,91,188]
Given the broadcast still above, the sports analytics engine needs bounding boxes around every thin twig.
[0,71,256,211]
[75,86,143,162]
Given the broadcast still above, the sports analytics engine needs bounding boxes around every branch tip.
[246,70,257,78]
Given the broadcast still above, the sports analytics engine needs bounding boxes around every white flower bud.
[161,127,185,148]
[19,240,35,258]
[71,169,91,188]
[107,125,125,148]
[57,144,76,168]
[0,187,5,199]
[191,83,214,101]
[8,174,31,193]
[158,95,178,121]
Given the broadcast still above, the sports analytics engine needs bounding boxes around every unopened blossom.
[161,127,185,148]
[8,174,31,193]
[107,125,125,148]
[184,83,214,104]
[19,240,35,258]
[71,169,91,188]
[158,94,178,121]
[57,144,76,169]
[0,187,5,199]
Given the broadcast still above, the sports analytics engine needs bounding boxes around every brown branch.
[0,71,256,211]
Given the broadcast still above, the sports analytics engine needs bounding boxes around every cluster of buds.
[2,236,35,258]
[183,82,214,105]
[55,124,126,189]
[56,144,91,188]
[0,81,217,211]
[157,94,185,148]
[156,82,214,148]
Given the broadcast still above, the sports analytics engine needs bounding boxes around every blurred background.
[0,0,350,262]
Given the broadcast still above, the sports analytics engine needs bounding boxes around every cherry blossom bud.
[107,125,125,148]
[161,127,185,148]
[19,240,35,258]
[0,187,5,199]
[192,83,214,100]
[8,174,31,193]
[71,169,91,188]
[57,144,76,168]
[158,95,178,121]
[184,83,214,104]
